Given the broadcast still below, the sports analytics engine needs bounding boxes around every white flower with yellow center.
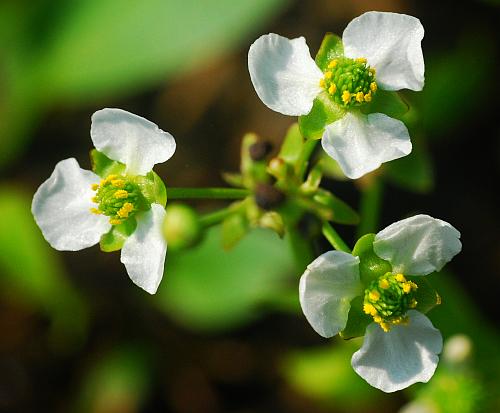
[299,215,462,392]
[32,108,176,294]
[248,11,424,179]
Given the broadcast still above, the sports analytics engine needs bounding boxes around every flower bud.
[163,203,202,250]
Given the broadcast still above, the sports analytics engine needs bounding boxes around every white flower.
[248,11,424,179]
[32,108,176,294]
[299,215,462,392]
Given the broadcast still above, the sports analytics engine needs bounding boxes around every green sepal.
[221,210,249,250]
[90,149,126,178]
[279,123,304,166]
[360,90,409,120]
[408,276,441,314]
[352,234,392,286]
[312,189,359,225]
[298,92,346,140]
[100,218,137,252]
[339,296,371,340]
[137,171,167,207]
[314,33,344,72]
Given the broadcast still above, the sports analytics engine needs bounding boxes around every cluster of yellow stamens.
[90,174,144,225]
[319,57,377,107]
[363,272,418,332]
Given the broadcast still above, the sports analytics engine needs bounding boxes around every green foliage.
[352,234,392,285]
[360,90,409,119]
[299,92,346,140]
[314,33,344,71]
[100,218,137,252]
[279,123,304,167]
[340,296,371,340]
[155,227,297,331]
[312,189,359,225]
[90,149,125,178]
[138,171,167,207]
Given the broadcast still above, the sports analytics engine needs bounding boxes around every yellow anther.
[319,78,326,88]
[328,84,337,94]
[369,290,380,302]
[373,315,382,323]
[402,282,412,294]
[410,298,418,308]
[114,190,129,199]
[370,82,378,92]
[91,196,98,203]
[436,294,442,305]
[111,179,125,188]
[117,202,134,218]
[410,281,418,291]
[355,91,364,103]
[109,218,122,225]
[341,90,351,104]
[363,303,378,316]
[90,208,101,215]
[106,174,118,182]
[355,57,367,64]
[364,92,372,102]
[328,59,338,69]
[91,183,99,191]
[395,273,406,282]
[324,71,333,79]
[380,322,391,332]
[369,67,376,75]
[379,278,390,289]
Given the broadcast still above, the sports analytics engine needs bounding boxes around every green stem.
[199,206,236,228]
[297,139,319,179]
[356,178,383,238]
[322,221,351,253]
[168,187,250,200]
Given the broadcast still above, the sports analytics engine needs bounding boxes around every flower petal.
[351,311,442,393]
[248,33,323,116]
[374,214,462,276]
[91,108,176,175]
[321,112,412,179]
[299,251,361,338]
[120,203,167,294]
[32,158,111,251]
[343,11,425,91]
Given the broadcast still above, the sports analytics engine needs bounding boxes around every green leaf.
[90,149,125,178]
[408,276,441,314]
[361,90,409,119]
[299,92,346,140]
[314,33,344,71]
[100,218,137,252]
[155,227,297,331]
[340,296,371,339]
[278,123,304,165]
[312,189,359,225]
[221,210,249,250]
[352,234,392,285]
[137,171,167,206]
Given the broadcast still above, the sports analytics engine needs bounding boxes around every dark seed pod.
[249,141,273,161]
[254,183,285,210]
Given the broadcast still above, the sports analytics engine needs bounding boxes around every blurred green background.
[0,0,499,412]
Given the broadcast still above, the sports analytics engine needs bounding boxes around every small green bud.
[163,203,202,250]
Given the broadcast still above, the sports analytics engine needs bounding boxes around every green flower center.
[90,174,147,225]
[319,57,377,107]
[363,272,418,332]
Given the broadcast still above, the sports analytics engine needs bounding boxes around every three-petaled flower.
[32,108,176,294]
[299,214,462,392]
[248,11,424,179]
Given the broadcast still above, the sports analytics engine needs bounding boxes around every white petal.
[248,33,323,116]
[343,11,425,91]
[374,214,462,275]
[351,311,442,393]
[32,158,111,251]
[120,203,167,294]
[299,251,361,338]
[91,108,176,175]
[321,112,412,179]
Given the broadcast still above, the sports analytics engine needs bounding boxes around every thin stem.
[199,206,236,228]
[322,221,351,253]
[297,139,319,179]
[356,178,383,238]
[168,187,250,200]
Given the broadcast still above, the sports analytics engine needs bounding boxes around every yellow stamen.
[379,278,390,289]
[319,78,326,88]
[368,290,380,302]
[91,183,99,191]
[410,298,418,308]
[355,57,367,64]
[91,196,98,203]
[110,218,122,225]
[395,273,406,282]
[380,322,390,332]
[341,90,351,105]
[114,190,129,199]
[363,303,378,316]
[324,71,333,79]
[410,281,418,291]
[402,283,412,294]
[355,91,364,103]
[328,84,337,94]
[373,315,382,323]
[369,67,376,75]
[370,82,378,92]
[364,92,372,102]
[328,59,338,69]
[436,294,442,305]
[90,208,101,215]
[117,202,134,218]
[111,179,125,188]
